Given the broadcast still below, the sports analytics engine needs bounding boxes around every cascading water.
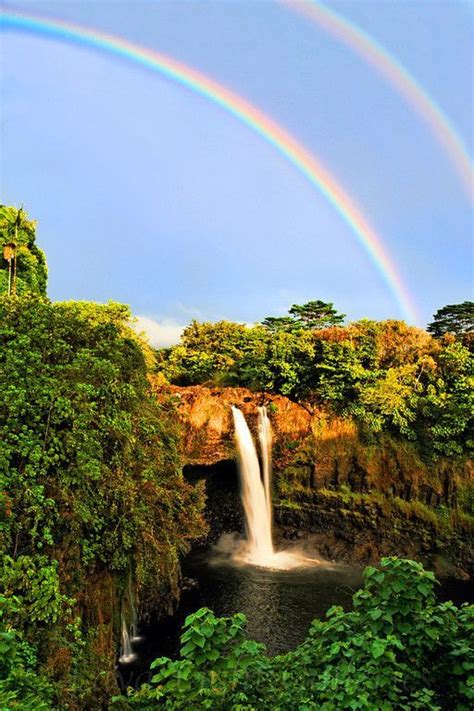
[258,406,273,527]
[232,406,274,564]
[127,578,144,643]
[231,405,317,569]
[119,617,135,664]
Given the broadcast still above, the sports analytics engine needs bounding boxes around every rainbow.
[0,7,418,322]
[282,0,474,202]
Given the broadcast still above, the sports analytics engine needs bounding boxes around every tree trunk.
[12,253,17,295]
[12,224,18,295]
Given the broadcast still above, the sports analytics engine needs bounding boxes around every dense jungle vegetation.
[0,207,205,708]
[1,206,473,709]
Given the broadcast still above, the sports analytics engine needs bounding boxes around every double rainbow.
[284,0,473,202]
[1,8,418,322]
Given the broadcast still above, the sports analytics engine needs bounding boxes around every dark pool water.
[182,547,362,654]
[118,542,360,688]
[117,540,473,689]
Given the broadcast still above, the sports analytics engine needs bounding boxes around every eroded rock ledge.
[152,383,470,506]
[158,384,312,466]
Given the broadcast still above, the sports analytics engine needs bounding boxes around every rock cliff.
[151,382,473,577]
[154,384,312,466]
[151,382,470,507]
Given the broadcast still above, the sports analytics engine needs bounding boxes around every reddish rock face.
[150,380,471,511]
[152,384,312,466]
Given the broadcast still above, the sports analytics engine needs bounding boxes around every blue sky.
[1,0,472,344]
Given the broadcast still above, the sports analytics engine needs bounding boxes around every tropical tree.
[261,300,346,332]
[427,302,474,338]
[0,205,47,296]
[0,294,206,706]
[289,300,346,329]
[2,242,15,296]
[162,320,251,384]
[261,315,300,332]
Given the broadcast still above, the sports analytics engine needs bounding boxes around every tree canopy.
[0,294,206,707]
[427,302,474,338]
[157,317,474,457]
[288,300,346,329]
[262,300,346,332]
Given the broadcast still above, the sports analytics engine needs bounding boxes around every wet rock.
[274,493,474,578]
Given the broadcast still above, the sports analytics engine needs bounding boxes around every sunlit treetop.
[262,300,346,332]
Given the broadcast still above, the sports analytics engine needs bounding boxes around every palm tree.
[0,205,37,295]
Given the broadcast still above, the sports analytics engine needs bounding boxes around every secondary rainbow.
[0,8,418,322]
[282,0,473,201]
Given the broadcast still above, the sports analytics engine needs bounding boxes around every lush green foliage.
[0,294,206,707]
[158,315,473,457]
[116,558,474,710]
[0,205,47,296]
[0,594,55,710]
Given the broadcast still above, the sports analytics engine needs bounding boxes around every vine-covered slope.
[0,295,206,708]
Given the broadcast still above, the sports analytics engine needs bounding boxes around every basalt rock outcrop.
[276,491,474,579]
[151,382,470,507]
[152,383,312,467]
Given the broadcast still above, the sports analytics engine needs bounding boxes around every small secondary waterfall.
[128,579,142,642]
[118,582,142,664]
[232,406,274,564]
[119,617,135,664]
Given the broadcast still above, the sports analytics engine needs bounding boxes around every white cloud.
[132,316,184,348]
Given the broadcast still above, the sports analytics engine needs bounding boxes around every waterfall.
[118,583,141,663]
[258,406,273,528]
[232,406,274,564]
[119,617,135,664]
[231,405,316,569]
